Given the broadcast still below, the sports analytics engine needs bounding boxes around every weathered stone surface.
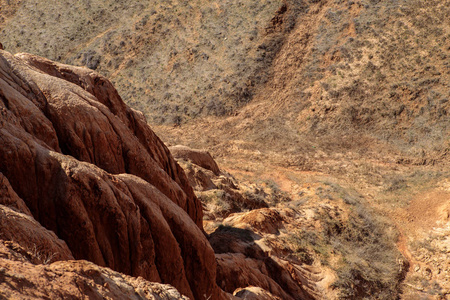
[12,52,202,228]
[0,241,189,300]
[210,224,315,300]
[234,286,282,300]
[0,172,32,216]
[169,145,220,175]
[209,208,334,300]
[173,150,269,220]
[222,208,284,235]
[0,49,227,299]
[0,205,74,264]
[216,253,301,300]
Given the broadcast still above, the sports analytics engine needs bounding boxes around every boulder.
[234,286,282,300]
[169,145,220,175]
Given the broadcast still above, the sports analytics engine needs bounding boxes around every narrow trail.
[387,187,450,297]
[396,230,413,263]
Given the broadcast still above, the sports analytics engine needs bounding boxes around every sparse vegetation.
[286,182,403,299]
[29,244,56,265]
[0,0,295,125]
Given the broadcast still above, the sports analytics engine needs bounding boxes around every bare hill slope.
[1,0,448,158]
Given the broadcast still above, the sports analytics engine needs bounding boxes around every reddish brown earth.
[0,49,229,299]
[392,183,450,298]
[0,240,189,299]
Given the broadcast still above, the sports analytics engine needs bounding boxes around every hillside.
[1,0,448,158]
[0,46,408,299]
[1,0,450,298]
[0,0,285,123]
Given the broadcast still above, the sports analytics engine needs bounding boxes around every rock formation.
[171,144,403,299]
[170,146,270,219]
[0,49,227,299]
[0,240,189,300]
[233,287,282,300]
[0,175,74,264]
[172,146,330,299]
[170,145,221,176]
[210,214,321,300]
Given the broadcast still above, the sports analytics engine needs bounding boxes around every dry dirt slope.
[0,0,286,124]
[1,0,448,159]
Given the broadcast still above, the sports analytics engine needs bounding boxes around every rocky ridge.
[0,0,448,296]
[0,49,227,299]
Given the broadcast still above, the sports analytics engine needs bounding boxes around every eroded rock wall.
[0,49,226,300]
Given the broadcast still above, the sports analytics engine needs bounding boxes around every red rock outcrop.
[169,145,221,175]
[11,52,202,228]
[0,49,227,299]
[170,146,325,298]
[233,286,282,300]
[0,173,74,264]
[0,240,189,300]
[171,147,269,219]
[208,206,340,300]
[209,224,316,300]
